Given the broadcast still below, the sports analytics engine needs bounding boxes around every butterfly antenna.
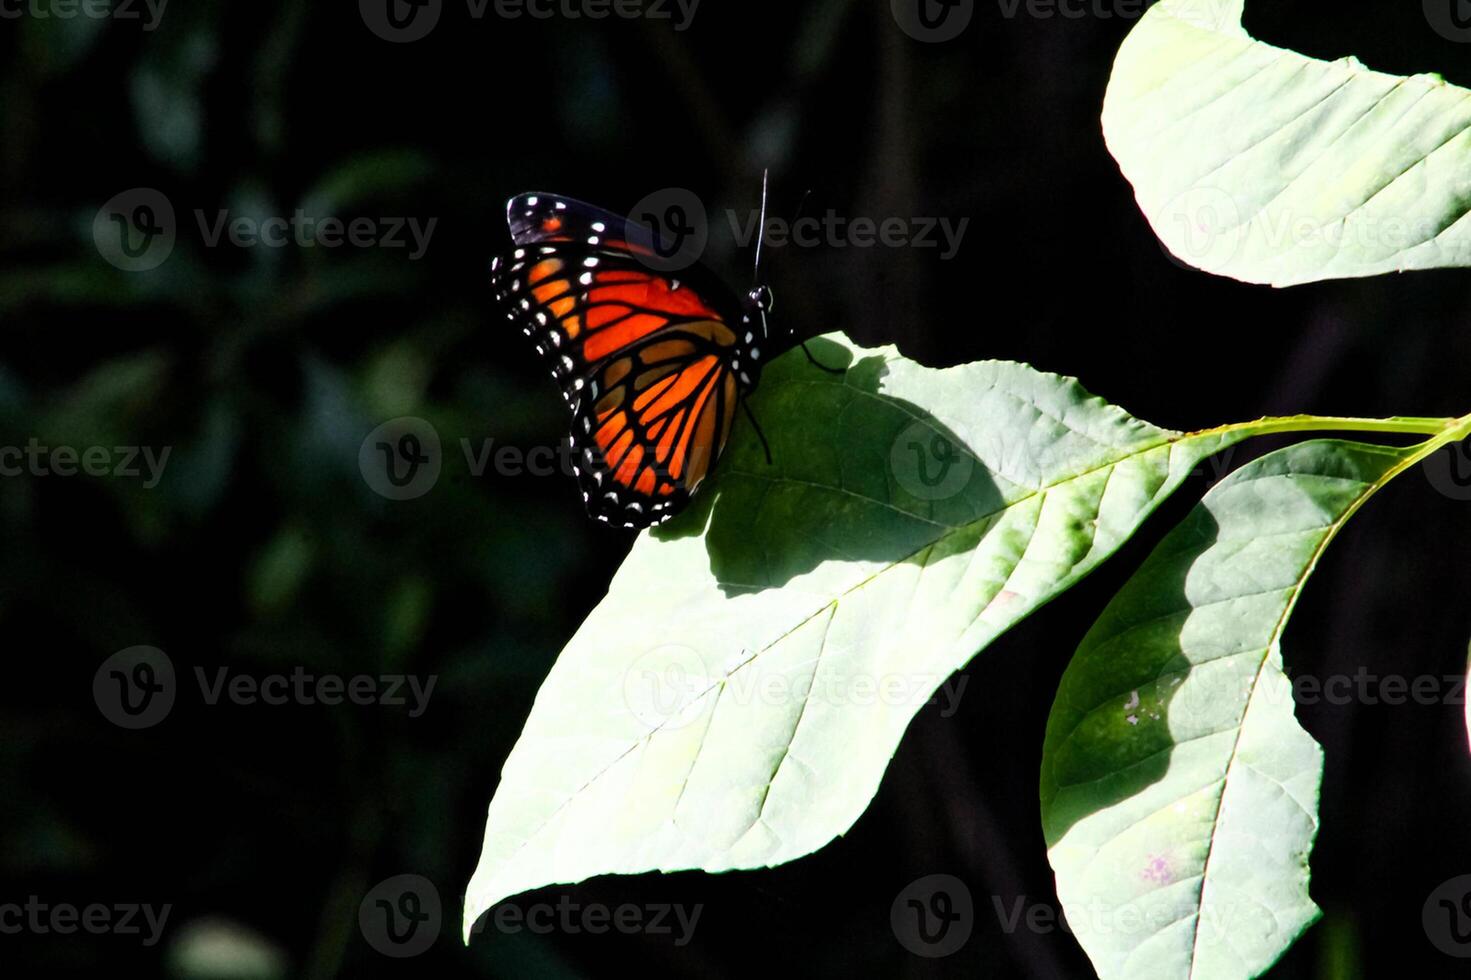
[753,168,770,287]
[741,400,774,466]
[791,187,813,226]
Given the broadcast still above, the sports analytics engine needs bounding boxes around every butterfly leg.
[741,400,775,466]
[801,341,846,375]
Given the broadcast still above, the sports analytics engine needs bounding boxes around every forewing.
[491,246,737,411]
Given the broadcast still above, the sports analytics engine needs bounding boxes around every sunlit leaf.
[1105,0,1471,286]
[1041,439,1417,979]
[463,332,1254,937]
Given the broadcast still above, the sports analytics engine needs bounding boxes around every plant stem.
[1199,414,1462,441]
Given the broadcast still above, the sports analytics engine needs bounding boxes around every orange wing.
[493,193,753,528]
[495,250,732,365]
[572,326,740,527]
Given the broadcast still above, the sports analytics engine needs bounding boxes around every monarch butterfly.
[491,180,821,528]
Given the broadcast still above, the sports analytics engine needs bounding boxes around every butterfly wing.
[571,327,740,526]
[505,192,701,267]
[492,193,753,527]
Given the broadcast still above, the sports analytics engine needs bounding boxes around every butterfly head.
[734,283,780,391]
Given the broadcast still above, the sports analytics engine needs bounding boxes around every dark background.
[4,0,1471,976]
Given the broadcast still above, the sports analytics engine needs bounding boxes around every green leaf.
[1041,439,1418,980]
[246,525,316,618]
[463,333,1251,938]
[1104,0,1471,286]
[131,26,217,172]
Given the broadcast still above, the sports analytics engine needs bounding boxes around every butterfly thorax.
[733,283,777,392]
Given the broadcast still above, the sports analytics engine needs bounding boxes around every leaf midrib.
[1184,466,1392,975]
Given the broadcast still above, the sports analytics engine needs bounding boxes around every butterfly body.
[491,192,775,528]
